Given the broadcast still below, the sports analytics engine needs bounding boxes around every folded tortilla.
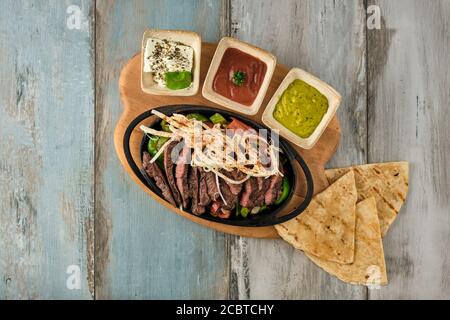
[325,162,408,236]
[275,171,357,264]
[306,197,388,286]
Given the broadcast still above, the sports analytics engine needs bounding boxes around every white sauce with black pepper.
[144,38,193,86]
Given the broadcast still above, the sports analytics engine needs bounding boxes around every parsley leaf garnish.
[232,71,246,86]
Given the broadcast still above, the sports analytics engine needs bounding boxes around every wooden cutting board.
[114,42,340,238]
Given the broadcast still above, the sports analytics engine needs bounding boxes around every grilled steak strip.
[265,174,283,205]
[142,151,176,206]
[239,177,259,208]
[239,176,271,209]
[219,179,238,210]
[164,141,182,206]
[198,168,211,206]
[189,167,205,215]
[205,171,220,201]
[222,169,245,195]
[254,177,271,207]
[175,145,191,208]
[210,200,222,217]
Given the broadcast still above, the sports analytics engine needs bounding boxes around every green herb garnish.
[232,70,246,86]
[165,71,192,90]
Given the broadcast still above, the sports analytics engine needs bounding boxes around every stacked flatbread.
[275,162,408,286]
[325,162,409,236]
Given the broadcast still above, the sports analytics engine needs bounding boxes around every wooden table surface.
[0,0,449,299]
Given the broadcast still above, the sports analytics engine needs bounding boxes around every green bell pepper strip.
[160,120,171,132]
[209,113,228,125]
[156,136,169,150]
[240,207,250,218]
[147,135,159,156]
[147,135,168,168]
[186,113,209,122]
[275,177,290,205]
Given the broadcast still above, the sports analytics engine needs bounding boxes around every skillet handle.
[275,150,314,224]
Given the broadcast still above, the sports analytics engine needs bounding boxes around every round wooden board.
[114,42,340,238]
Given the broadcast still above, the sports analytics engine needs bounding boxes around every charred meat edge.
[142,151,176,206]
[254,177,271,207]
[198,168,211,207]
[219,178,238,210]
[164,141,183,206]
[222,169,245,195]
[205,170,220,201]
[189,166,205,215]
[264,174,283,205]
[239,177,259,208]
[175,145,191,208]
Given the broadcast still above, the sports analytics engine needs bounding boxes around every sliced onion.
[140,125,173,138]
[143,112,282,182]
[251,207,261,214]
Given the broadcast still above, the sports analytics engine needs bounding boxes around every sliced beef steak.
[175,145,191,208]
[239,177,259,208]
[205,171,220,201]
[222,169,246,195]
[198,168,211,207]
[253,177,270,207]
[265,174,283,205]
[239,176,270,208]
[210,200,222,217]
[189,166,205,215]
[142,151,176,206]
[219,178,238,210]
[163,141,182,206]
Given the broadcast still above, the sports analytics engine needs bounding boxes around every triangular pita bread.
[306,197,388,286]
[325,162,408,236]
[275,171,357,264]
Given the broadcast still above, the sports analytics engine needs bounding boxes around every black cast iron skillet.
[123,104,314,227]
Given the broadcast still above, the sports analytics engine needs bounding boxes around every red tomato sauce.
[212,48,267,106]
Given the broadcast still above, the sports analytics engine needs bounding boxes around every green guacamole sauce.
[273,79,328,138]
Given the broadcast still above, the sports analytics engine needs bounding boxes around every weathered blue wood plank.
[0,0,95,299]
[367,0,450,299]
[95,0,229,299]
[229,0,367,299]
